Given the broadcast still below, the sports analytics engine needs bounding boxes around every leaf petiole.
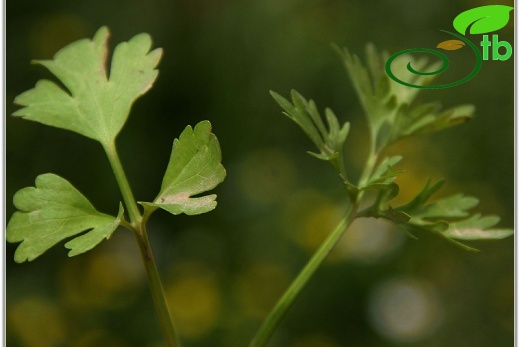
[102,141,181,347]
[133,222,182,347]
[103,141,142,228]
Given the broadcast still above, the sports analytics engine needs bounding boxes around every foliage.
[140,121,226,217]
[6,23,512,347]
[8,26,226,262]
[272,44,512,252]
[254,43,513,347]
[7,173,124,262]
[7,27,226,347]
[12,26,161,146]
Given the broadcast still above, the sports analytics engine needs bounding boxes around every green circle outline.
[385,30,483,89]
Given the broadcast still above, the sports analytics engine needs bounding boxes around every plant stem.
[358,148,378,188]
[250,141,382,346]
[103,141,181,347]
[103,141,142,228]
[249,203,356,347]
[134,223,182,347]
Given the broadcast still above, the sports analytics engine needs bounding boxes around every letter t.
[480,35,491,60]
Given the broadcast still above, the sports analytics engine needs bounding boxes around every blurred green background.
[6,0,514,346]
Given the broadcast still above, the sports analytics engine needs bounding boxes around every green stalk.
[356,146,379,204]
[250,140,381,347]
[134,223,182,347]
[358,147,378,188]
[103,142,142,228]
[103,141,181,347]
[249,203,356,347]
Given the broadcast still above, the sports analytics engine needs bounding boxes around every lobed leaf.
[362,156,403,190]
[12,26,162,145]
[270,90,350,160]
[6,174,123,262]
[271,90,325,150]
[338,44,474,151]
[443,214,513,240]
[396,179,445,212]
[412,194,479,220]
[65,204,124,256]
[394,181,512,251]
[362,175,512,251]
[140,121,226,216]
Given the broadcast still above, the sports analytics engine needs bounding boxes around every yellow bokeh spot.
[8,296,66,347]
[59,240,143,310]
[165,262,221,339]
[300,204,345,261]
[234,262,291,318]
[282,189,345,261]
[385,138,444,205]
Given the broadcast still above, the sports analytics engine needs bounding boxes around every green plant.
[7,25,513,347]
[7,27,225,347]
[250,44,513,346]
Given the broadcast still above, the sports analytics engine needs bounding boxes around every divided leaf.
[453,5,514,35]
[443,214,513,241]
[271,90,350,160]
[362,177,513,251]
[395,180,513,252]
[275,43,512,252]
[395,104,474,138]
[6,174,123,262]
[271,89,354,196]
[396,179,445,212]
[362,156,403,190]
[338,44,474,152]
[12,26,162,145]
[140,121,226,216]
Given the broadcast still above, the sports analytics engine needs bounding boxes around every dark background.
[6,1,514,346]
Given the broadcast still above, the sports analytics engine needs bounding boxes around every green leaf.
[270,90,324,151]
[6,174,123,262]
[411,105,474,136]
[361,176,512,251]
[140,121,226,216]
[443,214,513,240]
[12,26,162,145]
[412,193,479,220]
[271,89,353,195]
[270,90,350,160]
[362,156,403,190]
[397,179,445,212]
[377,183,400,207]
[337,43,471,152]
[393,180,512,251]
[453,5,514,35]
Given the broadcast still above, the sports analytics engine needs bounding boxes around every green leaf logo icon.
[453,5,513,35]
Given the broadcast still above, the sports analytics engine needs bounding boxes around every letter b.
[492,35,512,61]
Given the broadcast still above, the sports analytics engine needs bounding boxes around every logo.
[385,5,513,89]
